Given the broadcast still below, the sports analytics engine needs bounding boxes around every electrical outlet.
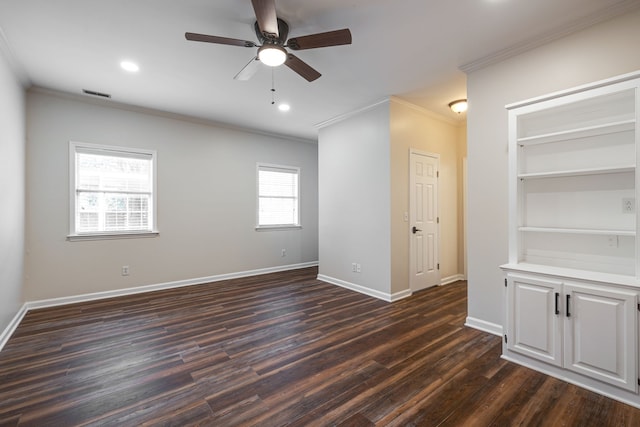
[121,266,130,276]
[281,249,286,257]
[622,198,635,214]
[607,236,619,248]
[356,263,361,273]
[352,263,357,272]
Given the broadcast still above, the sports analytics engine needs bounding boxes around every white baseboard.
[316,274,412,302]
[440,274,466,286]
[26,262,318,311]
[0,262,318,352]
[390,288,413,302]
[0,304,28,352]
[465,316,503,336]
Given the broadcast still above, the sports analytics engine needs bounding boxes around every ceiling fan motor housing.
[255,18,289,45]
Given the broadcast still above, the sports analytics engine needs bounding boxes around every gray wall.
[466,10,640,331]
[0,48,25,334]
[318,102,392,296]
[24,90,318,301]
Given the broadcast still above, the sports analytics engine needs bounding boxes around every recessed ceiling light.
[120,61,139,73]
[278,103,291,112]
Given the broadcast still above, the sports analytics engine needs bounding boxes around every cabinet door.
[564,282,637,392]
[507,274,562,366]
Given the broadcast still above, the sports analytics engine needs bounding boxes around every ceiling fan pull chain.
[271,68,276,105]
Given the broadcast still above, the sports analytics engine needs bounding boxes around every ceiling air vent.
[82,89,111,99]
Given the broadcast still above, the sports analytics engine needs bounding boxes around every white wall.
[466,10,640,331]
[318,102,392,296]
[25,90,318,301]
[0,48,25,333]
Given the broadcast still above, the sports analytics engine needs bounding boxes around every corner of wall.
[0,42,27,337]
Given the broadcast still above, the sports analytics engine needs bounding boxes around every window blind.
[72,143,155,235]
[257,165,300,227]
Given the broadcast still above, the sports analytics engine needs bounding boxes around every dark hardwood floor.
[1,267,640,426]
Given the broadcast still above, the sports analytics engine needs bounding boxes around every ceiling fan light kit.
[258,45,287,67]
[185,0,352,82]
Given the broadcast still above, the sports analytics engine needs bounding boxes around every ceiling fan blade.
[234,57,261,81]
[287,28,352,50]
[285,54,321,82]
[185,32,255,47]
[251,0,279,39]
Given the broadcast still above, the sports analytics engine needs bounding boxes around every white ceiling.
[1,0,638,140]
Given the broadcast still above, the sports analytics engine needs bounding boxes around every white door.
[409,150,439,291]
[563,282,637,392]
[507,274,562,366]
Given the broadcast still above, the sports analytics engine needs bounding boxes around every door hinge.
[504,334,508,344]
[504,278,507,287]
[637,378,640,386]
[437,263,440,270]
[437,217,440,224]
[437,171,439,178]
[637,303,640,312]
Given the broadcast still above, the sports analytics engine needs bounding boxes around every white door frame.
[409,149,440,291]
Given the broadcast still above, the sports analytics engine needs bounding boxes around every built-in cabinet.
[506,273,637,392]
[502,71,640,405]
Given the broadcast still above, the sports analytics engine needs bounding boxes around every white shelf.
[508,74,638,279]
[518,227,636,236]
[517,119,635,146]
[518,165,635,180]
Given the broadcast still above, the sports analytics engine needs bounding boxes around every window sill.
[67,231,159,242]
[255,225,302,232]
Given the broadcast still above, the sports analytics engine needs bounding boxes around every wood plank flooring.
[1,267,640,426]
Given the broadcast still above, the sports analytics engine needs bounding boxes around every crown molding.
[460,0,640,74]
[315,98,390,129]
[315,96,463,130]
[29,86,317,145]
[390,96,460,126]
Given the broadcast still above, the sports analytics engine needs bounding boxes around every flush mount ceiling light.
[278,103,290,112]
[258,44,287,67]
[120,61,140,72]
[449,99,468,114]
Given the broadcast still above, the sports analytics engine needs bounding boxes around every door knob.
[412,226,422,234]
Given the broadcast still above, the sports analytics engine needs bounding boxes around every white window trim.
[256,163,301,230]
[68,141,159,241]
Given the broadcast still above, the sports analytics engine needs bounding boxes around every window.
[69,142,157,239]
[257,164,300,228]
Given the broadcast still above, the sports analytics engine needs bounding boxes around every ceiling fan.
[185,0,352,82]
